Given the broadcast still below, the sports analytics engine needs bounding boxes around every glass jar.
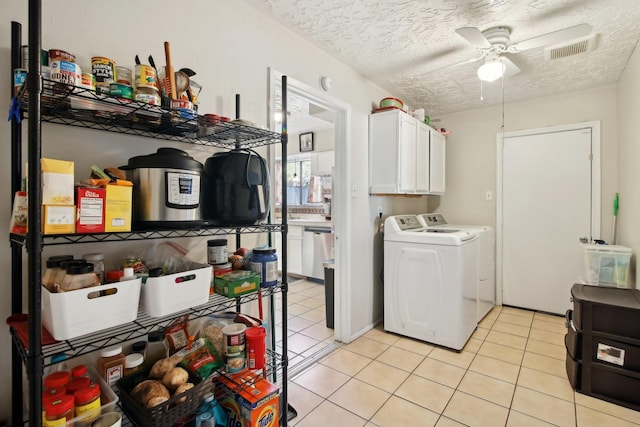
[59,263,100,292]
[207,239,228,265]
[97,345,125,387]
[42,255,73,291]
[124,353,145,376]
[144,329,168,368]
[82,253,105,284]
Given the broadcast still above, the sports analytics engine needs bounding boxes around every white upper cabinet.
[369,109,445,195]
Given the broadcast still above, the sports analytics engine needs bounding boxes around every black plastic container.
[203,149,270,225]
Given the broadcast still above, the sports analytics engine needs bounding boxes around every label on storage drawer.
[597,343,625,366]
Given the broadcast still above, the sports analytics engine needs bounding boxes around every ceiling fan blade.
[425,54,485,74]
[510,23,592,52]
[501,56,521,77]
[456,27,492,48]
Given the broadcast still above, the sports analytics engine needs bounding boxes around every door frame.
[496,121,601,306]
[268,69,352,342]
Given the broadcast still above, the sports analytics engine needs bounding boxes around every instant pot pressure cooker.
[122,148,204,227]
[203,149,270,225]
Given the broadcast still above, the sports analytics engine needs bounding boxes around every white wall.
[0,0,420,421]
[436,84,619,242]
[617,42,640,288]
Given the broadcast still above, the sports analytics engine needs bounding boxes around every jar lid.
[125,353,144,369]
[82,253,104,261]
[132,341,147,353]
[105,270,124,282]
[122,147,203,171]
[66,377,91,394]
[44,394,74,417]
[74,383,100,403]
[42,386,66,400]
[253,247,276,255]
[46,256,73,268]
[208,239,227,247]
[213,262,232,270]
[148,329,165,342]
[44,371,71,388]
[71,364,87,378]
[99,345,123,358]
[66,263,94,274]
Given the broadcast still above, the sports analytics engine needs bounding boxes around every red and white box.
[76,186,106,233]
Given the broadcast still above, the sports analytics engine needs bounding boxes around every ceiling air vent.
[545,34,598,61]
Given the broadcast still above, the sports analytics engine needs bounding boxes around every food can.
[50,60,82,87]
[133,64,157,90]
[250,247,278,288]
[224,352,246,374]
[81,72,96,91]
[22,45,49,68]
[92,56,116,94]
[134,86,161,105]
[116,66,132,86]
[49,49,75,63]
[13,68,27,97]
[222,323,246,354]
[110,83,133,99]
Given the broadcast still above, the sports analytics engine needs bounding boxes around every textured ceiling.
[243,0,640,118]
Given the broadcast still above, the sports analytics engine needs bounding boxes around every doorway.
[268,70,351,374]
[497,122,601,315]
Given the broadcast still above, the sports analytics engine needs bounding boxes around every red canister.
[245,326,266,370]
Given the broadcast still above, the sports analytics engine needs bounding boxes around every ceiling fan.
[440,23,592,82]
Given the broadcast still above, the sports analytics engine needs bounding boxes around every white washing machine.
[384,215,478,351]
[418,213,495,321]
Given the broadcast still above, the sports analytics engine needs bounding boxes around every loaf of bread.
[131,380,170,408]
[149,355,183,379]
[174,382,195,403]
[162,367,189,390]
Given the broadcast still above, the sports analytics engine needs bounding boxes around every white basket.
[141,263,212,317]
[582,244,632,288]
[42,279,141,341]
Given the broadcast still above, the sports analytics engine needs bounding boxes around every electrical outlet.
[351,184,357,198]
[485,190,493,201]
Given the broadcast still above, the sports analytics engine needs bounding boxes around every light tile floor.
[284,305,640,426]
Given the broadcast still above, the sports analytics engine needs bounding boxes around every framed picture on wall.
[299,132,314,152]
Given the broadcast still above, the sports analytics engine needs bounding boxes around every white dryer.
[384,215,478,351]
[418,213,495,321]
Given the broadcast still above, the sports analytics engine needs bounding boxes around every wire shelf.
[10,224,283,246]
[19,79,281,149]
[11,284,283,366]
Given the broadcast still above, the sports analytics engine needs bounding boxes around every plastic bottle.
[97,345,125,387]
[119,267,137,282]
[83,253,105,284]
[193,392,226,427]
[144,329,168,368]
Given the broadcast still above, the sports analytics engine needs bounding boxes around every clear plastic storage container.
[582,244,632,288]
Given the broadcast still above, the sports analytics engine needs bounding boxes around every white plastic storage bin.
[42,279,141,341]
[141,263,212,317]
[582,244,632,288]
[65,366,119,426]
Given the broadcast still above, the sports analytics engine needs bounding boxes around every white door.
[500,124,599,315]
[415,123,430,193]
[428,129,446,194]
[399,113,417,193]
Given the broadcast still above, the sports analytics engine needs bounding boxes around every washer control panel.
[421,213,448,227]
[392,215,422,231]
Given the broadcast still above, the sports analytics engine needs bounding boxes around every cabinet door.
[415,122,430,193]
[429,129,446,194]
[398,114,417,193]
[287,226,303,275]
[369,111,401,194]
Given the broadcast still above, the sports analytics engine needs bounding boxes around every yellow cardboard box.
[41,158,74,205]
[105,184,132,232]
[42,205,75,235]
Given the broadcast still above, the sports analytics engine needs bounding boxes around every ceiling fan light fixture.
[477,58,505,82]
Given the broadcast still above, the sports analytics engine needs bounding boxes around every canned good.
[116,66,132,86]
[133,64,157,90]
[134,86,161,105]
[13,68,27,97]
[49,49,75,63]
[50,60,82,87]
[21,46,49,68]
[110,83,133,99]
[92,56,116,94]
[81,72,96,91]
